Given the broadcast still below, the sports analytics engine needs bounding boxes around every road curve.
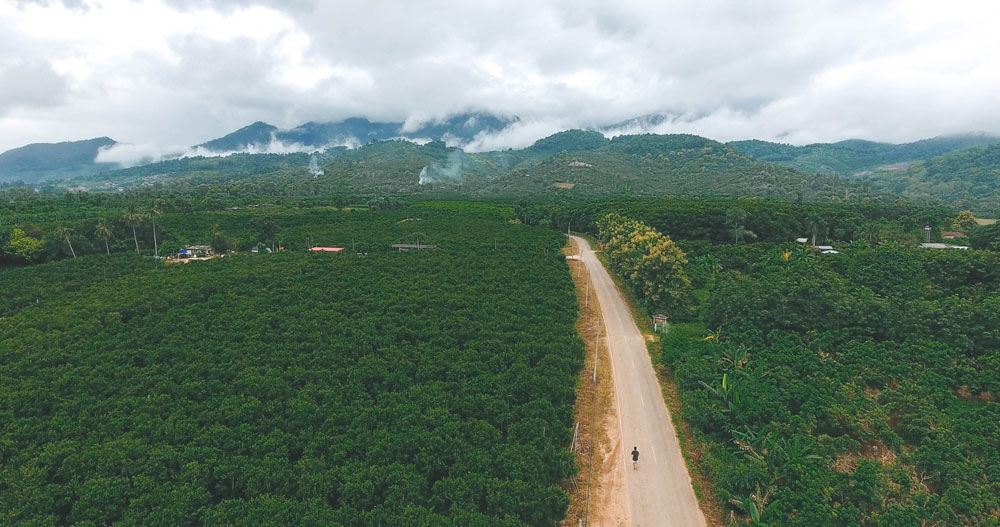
[571,236,707,527]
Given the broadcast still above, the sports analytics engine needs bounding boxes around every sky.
[1,0,999,155]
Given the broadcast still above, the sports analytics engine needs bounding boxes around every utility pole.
[593,328,599,383]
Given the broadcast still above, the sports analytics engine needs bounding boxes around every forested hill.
[856,141,1000,213]
[196,121,278,151]
[0,137,118,185]
[194,113,515,152]
[69,131,864,204]
[729,133,1000,176]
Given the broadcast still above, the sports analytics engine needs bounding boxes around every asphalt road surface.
[571,236,707,527]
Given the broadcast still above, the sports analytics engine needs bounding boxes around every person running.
[631,446,639,470]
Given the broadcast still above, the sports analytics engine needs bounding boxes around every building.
[179,245,213,258]
[920,243,969,250]
[941,231,967,239]
[309,247,344,252]
[391,243,438,251]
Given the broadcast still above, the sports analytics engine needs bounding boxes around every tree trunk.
[132,226,139,255]
[105,239,110,255]
[66,237,76,258]
[152,220,158,258]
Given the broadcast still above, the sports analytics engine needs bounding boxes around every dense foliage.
[660,243,1000,526]
[859,142,1000,214]
[0,209,584,526]
[596,212,693,318]
[730,135,1000,214]
[529,196,952,246]
[729,134,999,177]
[39,131,873,205]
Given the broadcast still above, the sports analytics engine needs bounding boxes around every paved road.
[571,236,707,527]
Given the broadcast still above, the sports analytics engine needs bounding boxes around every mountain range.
[3,114,1000,213]
[58,130,875,207]
[0,113,515,185]
[195,113,513,152]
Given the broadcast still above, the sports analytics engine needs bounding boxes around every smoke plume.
[308,154,324,176]
[417,150,464,185]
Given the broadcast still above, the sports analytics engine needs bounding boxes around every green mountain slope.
[0,137,118,184]
[730,133,1000,176]
[195,121,278,151]
[858,142,1000,213]
[493,133,855,200]
[65,132,864,203]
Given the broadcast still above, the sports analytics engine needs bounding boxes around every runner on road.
[631,446,639,470]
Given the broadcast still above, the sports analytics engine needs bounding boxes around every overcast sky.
[1,0,999,154]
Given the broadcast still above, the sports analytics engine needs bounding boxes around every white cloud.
[1,0,1000,153]
[465,119,573,153]
[95,133,360,167]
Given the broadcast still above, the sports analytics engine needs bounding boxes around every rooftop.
[920,243,969,250]
[391,243,438,250]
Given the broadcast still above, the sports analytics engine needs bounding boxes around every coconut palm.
[95,217,113,254]
[56,226,76,258]
[147,200,163,258]
[123,200,144,255]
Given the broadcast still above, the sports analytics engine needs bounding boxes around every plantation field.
[586,211,1000,525]
[673,243,1000,525]
[0,211,583,526]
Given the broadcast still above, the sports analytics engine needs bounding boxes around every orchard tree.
[950,210,978,232]
[4,227,44,261]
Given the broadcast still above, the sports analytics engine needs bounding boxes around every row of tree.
[1,198,165,264]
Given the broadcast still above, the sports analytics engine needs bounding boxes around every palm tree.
[147,200,163,258]
[804,213,825,246]
[56,226,76,258]
[95,217,113,254]
[123,200,143,255]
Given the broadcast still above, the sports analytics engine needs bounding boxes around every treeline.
[528,196,954,245]
[0,211,583,525]
[0,191,413,266]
